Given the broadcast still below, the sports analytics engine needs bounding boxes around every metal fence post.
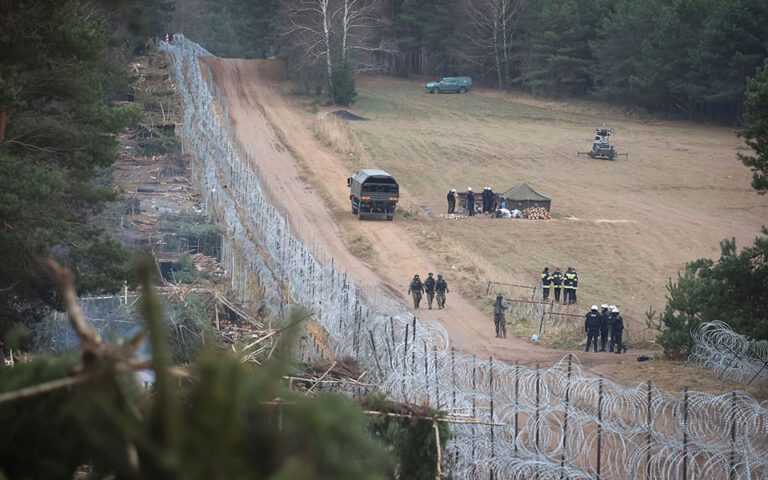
[560,354,573,479]
[490,356,495,480]
[597,377,603,480]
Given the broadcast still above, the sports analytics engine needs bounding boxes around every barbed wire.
[690,321,768,386]
[160,36,768,479]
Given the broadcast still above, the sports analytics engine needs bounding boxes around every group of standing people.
[446,186,496,216]
[584,305,624,353]
[408,273,450,310]
[540,267,579,304]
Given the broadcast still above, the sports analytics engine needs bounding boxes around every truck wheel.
[431,88,438,94]
[459,87,467,94]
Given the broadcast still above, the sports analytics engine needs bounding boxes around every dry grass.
[312,113,365,168]
[345,75,768,342]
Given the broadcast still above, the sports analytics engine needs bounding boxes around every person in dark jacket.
[541,267,552,301]
[493,294,507,338]
[552,268,563,302]
[599,304,610,351]
[584,305,601,352]
[408,274,424,309]
[447,189,456,214]
[466,187,475,216]
[424,273,436,310]
[435,274,449,309]
[610,307,624,353]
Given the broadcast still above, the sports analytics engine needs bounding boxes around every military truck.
[347,169,399,220]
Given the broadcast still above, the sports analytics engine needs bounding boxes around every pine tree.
[739,62,768,193]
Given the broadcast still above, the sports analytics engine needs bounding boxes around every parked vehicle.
[347,169,399,220]
[425,76,473,94]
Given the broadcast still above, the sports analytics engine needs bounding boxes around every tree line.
[0,0,173,342]
[174,0,768,119]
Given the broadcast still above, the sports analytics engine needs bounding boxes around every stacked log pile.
[523,207,551,220]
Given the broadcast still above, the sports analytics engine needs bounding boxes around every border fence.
[161,36,768,479]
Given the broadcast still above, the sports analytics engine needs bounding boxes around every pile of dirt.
[332,109,367,121]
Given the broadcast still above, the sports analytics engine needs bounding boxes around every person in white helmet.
[584,305,601,352]
[610,306,624,353]
[466,187,475,216]
[599,304,610,351]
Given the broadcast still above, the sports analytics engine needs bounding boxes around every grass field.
[331,75,768,341]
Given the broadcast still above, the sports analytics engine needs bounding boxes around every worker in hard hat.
[610,307,624,353]
[599,304,610,351]
[466,187,475,216]
[541,267,552,301]
[424,272,436,310]
[584,305,601,352]
[407,274,424,309]
[552,268,563,303]
[447,189,457,214]
[435,274,449,309]
[493,294,507,338]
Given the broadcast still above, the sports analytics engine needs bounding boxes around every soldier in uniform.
[599,304,610,351]
[424,272,436,310]
[541,267,552,301]
[408,274,424,309]
[552,268,563,303]
[610,307,624,353]
[435,274,449,309]
[466,187,475,216]
[447,189,456,214]
[584,305,601,352]
[493,294,507,338]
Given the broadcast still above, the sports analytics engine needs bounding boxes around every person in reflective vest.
[551,268,563,303]
[541,267,552,301]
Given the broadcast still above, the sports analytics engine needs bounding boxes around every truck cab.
[347,169,399,220]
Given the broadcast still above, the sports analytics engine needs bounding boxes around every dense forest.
[173,0,768,120]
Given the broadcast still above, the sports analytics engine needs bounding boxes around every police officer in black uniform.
[610,307,624,353]
[584,305,601,352]
[541,267,552,301]
[466,187,475,216]
[408,274,424,309]
[435,274,449,309]
[424,273,436,310]
[599,304,610,351]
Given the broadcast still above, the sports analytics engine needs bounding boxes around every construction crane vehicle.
[577,126,628,160]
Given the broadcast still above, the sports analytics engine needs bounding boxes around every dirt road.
[199,57,634,369]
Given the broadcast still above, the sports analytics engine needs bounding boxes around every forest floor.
[203,58,768,397]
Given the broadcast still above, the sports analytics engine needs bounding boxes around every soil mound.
[332,109,367,121]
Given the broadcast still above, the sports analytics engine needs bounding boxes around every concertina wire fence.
[160,36,768,479]
[690,321,768,387]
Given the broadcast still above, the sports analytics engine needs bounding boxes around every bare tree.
[282,0,385,101]
[464,0,523,89]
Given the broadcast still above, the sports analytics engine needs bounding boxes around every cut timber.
[0,110,8,142]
